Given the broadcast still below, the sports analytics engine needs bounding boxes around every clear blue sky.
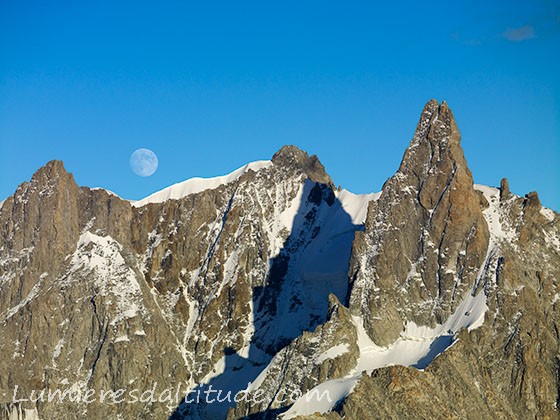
[1,1,559,209]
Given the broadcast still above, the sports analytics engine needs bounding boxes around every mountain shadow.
[169,179,362,419]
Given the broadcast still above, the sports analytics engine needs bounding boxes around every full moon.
[130,148,158,177]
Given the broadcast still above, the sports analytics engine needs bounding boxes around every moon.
[130,148,158,177]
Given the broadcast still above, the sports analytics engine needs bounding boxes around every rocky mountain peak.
[417,99,459,145]
[395,99,463,183]
[349,100,489,346]
[271,145,333,186]
[29,159,74,189]
[0,159,80,279]
[1,102,558,420]
[524,191,541,209]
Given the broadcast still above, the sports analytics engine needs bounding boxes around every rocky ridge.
[0,100,558,420]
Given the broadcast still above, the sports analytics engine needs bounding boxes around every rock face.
[0,100,558,420]
[349,99,490,345]
[320,187,560,419]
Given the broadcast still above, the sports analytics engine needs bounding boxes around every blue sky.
[1,0,559,209]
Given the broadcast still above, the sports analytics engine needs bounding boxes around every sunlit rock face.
[0,101,558,420]
[349,99,490,346]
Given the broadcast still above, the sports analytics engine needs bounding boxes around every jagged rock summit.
[271,145,334,187]
[349,98,489,345]
[0,100,558,420]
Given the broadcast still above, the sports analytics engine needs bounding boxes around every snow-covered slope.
[474,184,517,246]
[282,183,524,419]
[168,173,381,419]
[281,290,488,418]
[132,160,272,207]
[335,189,380,224]
[65,231,145,325]
[252,180,381,353]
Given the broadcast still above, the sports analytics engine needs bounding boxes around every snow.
[315,343,350,364]
[540,207,556,222]
[474,185,516,245]
[67,231,144,324]
[284,186,504,418]
[182,345,271,419]
[52,338,65,367]
[4,275,45,320]
[246,356,274,392]
[256,180,379,350]
[335,189,380,224]
[282,290,488,418]
[110,306,141,326]
[285,378,357,417]
[114,335,130,343]
[0,198,5,210]
[182,293,199,346]
[274,177,308,238]
[143,229,163,265]
[53,338,64,359]
[240,304,256,357]
[543,229,560,252]
[132,160,272,207]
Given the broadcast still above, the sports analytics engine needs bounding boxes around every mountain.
[0,100,558,420]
